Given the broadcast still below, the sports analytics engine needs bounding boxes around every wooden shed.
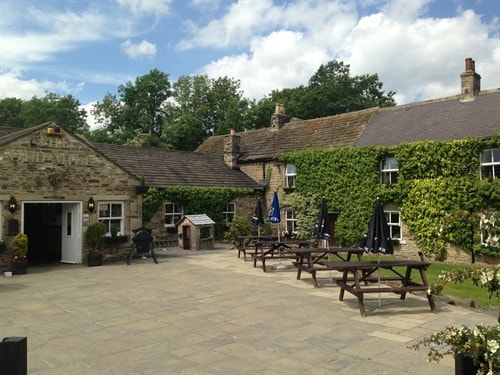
[177,214,215,250]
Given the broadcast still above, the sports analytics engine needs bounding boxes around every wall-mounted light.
[88,197,95,213]
[8,197,17,214]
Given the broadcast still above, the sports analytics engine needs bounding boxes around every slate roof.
[196,107,379,161]
[355,89,500,146]
[92,143,260,189]
[179,214,215,226]
[0,123,260,190]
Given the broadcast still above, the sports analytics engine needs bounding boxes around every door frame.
[21,201,83,264]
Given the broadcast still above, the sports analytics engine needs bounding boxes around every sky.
[1,0,499,129]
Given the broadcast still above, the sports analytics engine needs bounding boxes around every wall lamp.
[8,197,17,214]
[88,197,95,213]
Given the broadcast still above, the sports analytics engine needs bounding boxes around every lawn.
[363,255,499,308]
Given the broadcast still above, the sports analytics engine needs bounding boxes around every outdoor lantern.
[8,197,17,214]
[88,197,95,213]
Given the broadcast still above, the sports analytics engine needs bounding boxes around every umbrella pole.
[378,253,381,307]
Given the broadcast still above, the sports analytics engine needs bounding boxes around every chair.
[127,228,158,265]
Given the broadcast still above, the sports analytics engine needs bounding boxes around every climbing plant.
[282,134,500,260]
[142,186,254,236]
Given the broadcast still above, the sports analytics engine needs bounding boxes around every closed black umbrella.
[360,197,394,307]
[360,197,393,255]
[251,198,264,236]
[313,196,331,239]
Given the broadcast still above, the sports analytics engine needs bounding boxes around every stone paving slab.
[1,245,497,374]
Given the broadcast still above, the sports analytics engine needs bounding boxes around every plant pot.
[10,260,27,275]
[135,185,149,194]
[455,354,480,375]
[87,253,103,267]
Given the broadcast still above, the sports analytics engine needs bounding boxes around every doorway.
[23,202,82,264]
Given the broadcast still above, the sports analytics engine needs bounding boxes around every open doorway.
[23,202,82,264]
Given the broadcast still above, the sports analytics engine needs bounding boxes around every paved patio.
[1,244,497,374]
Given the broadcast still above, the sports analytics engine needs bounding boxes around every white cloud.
[117,0,172,16]
[0,69,72,100]
[81,102,101,131]
[121,39,157,59]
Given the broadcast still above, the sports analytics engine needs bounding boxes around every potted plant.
[410,266,499,374]
[135,175,149,194]
[84,222,106,267]
[10,233,28,275]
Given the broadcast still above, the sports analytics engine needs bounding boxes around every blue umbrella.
[268,191,281,224]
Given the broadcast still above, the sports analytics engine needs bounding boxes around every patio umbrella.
[268,191,285,269]
[360,197,394,306]
[314,196,333,283]
[251,197,264,236]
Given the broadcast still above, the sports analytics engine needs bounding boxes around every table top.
[324,259,431,270]
[287,247,364,254]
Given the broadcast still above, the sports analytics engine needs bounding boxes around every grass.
[363,255,499,308]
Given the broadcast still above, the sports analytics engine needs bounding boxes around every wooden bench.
[251,240,310,272]
[323,260,437,317]
[153,237,177,249]
[236,236,277,260]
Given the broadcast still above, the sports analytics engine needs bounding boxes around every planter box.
[455,354,480,375]
[10,260,27,275]
[87,253,102,267]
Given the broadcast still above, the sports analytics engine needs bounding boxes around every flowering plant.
[481,212,499,247]
[410,324,499,375]
[11,233,28,262]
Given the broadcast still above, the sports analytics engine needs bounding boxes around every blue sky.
[0,0,499,129]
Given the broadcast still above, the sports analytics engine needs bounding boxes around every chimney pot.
[230,128,235,136]
[465,57,474,71]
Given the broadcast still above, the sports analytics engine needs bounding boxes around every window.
[285,209,297,235]
[385,211,401,240]
[164,202,183,228]
[98,202,124,236]
[480,149,500,180]
[224,202,236,222]
[381,157,399,185]
[285,164,296,188]
[480,212,499,247]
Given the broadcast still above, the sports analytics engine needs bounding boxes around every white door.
[61,203,82,263]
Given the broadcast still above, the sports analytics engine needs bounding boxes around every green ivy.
[143,186,254,236]
[283,135,500,259]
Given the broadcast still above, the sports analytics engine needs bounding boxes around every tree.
[0,93,89,133]
[91,69,171,143]
[164,75,250,151]
[245,60,396,128]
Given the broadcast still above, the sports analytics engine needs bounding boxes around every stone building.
[196,58,500,261]
[0,124,259,269]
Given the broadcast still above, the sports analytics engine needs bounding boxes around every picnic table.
[290,247,364,288]
[324,260,437,317]
[236,236,278,260]
[251,239,310,272]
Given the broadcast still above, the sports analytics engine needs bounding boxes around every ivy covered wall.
[142,186,254,237]
[283,134,500,260]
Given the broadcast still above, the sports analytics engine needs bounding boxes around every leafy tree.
[91,69,171,143]
[164,75,250,150]
[0,93,88,133]
[246,60,396,127]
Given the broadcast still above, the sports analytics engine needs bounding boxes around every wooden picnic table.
[323,259,437,317]
[236,236,278,260]
[252,239,310,272]
[290,247,364,288]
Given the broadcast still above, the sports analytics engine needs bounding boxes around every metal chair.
[126,228,158,265]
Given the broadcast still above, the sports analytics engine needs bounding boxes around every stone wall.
[0,126,141,269]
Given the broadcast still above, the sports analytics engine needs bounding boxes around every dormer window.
[480,149,500,180]
[381,157,398,185]
[285,164,296,188]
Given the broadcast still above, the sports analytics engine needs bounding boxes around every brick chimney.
[460,57,481,101]
[270,103,289,131]
[224,128,240,169]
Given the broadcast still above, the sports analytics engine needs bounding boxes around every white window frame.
[0,202,3,241]
[285,209,297,235]
[381,157,399,185]
[164,202,183,228]
[98,202,124,236]
[480,148,500,180]
[285,164,296,188]
[385,210,401,240]
[224,202,236,222]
